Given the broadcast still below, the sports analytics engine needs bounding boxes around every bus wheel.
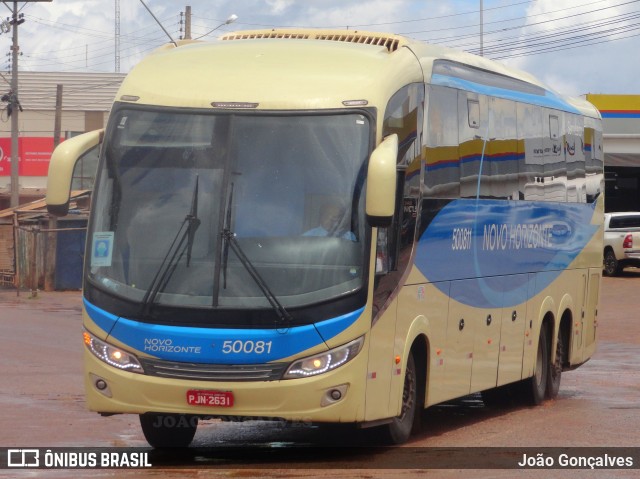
[522,325,550,405]
[546,330,563,399]
[378,353,420,444]
[139,413,198,448]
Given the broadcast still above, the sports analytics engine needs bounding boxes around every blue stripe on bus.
[426,152,525,172]
[460,152,524,164]
[414,199,599,308]
[84,298,364,364]
[600,112,640,118]
[431,73,581,115]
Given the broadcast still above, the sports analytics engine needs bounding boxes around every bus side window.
[566,113,586,203]
[543,110,567,202]
[518,103,542,200]
[486,97,518,200]
[375,228,390,275]
[424,85,460,199]
[377,83,424,274]
[71,144,100,191]
[467,99,480,129]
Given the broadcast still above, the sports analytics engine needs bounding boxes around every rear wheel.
[139,413,198,448]
[546,329,563,399]
[520,325,549,405]
[603,250,619,276]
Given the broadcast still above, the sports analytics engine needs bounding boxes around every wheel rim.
[604,253,616,275]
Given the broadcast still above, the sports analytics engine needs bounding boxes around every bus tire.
[377,353,420,444]
[522,325,550,405]
[546,329,563,399]
[139,413,198,448]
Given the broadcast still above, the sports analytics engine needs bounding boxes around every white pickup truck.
[603,212,640,276]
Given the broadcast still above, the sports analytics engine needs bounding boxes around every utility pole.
[115,0,120,72]
[44,83,62,292]
[180,6,192,40]
[9,1,22,208]
[480,0,484,57]
[185,6,191,40]
[53,84,62,147]
[6,0,53,208]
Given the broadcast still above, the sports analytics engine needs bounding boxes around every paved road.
[1,273,639,478]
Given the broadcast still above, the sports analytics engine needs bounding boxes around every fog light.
[90,373,113,398]
[321,384,349,407]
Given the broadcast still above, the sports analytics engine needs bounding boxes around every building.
[0,72,124,289]
[586,94,640,212]
[0,71,125,209]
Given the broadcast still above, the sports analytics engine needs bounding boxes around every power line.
[17,14,180,72]
[490,25,640,59]
[403,0,638,39]
[469,13,640,55]
[190,0,535,29]
[7,0,640,75]
[446,10,640,51]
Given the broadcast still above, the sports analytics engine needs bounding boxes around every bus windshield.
[87,107,371,313]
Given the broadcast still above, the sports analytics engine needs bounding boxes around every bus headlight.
[283,336,364,379]
[83,329,144,374]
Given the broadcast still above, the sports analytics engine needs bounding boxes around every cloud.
[6,0,640,95]
[496,0,640,95]
[265,0,296,15]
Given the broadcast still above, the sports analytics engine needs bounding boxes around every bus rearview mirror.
[46,129,104,216]
[366,134,398,227]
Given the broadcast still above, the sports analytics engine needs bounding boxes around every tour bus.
[46,29,603,447]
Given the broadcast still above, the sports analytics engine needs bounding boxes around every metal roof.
[9,72,126,112]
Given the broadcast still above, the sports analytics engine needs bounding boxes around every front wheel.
[376,354,421,444]
[139,413,198,448]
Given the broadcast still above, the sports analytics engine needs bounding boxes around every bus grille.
[222,29,403,52]
[139,358,287,382]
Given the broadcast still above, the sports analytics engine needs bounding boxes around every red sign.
[0,136,65,177]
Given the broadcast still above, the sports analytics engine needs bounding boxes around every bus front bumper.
[83,349,367,423]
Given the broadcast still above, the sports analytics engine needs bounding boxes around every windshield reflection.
[88,108,371,313]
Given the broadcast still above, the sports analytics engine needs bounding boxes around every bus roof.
[115,29,599,119]
[115,30,422,111]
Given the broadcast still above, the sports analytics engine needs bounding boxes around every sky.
[3,0,640,98]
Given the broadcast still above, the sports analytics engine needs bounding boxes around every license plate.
[187,390,234,407]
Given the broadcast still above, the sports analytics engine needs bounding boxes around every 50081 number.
[221,340,272,354]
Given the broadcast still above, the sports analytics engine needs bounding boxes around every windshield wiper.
[186,176,199,267]
[221,182,234,289]
[140,175,200,316]
[220,182,293,329]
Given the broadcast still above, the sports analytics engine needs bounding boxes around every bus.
[46,29,604,447]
